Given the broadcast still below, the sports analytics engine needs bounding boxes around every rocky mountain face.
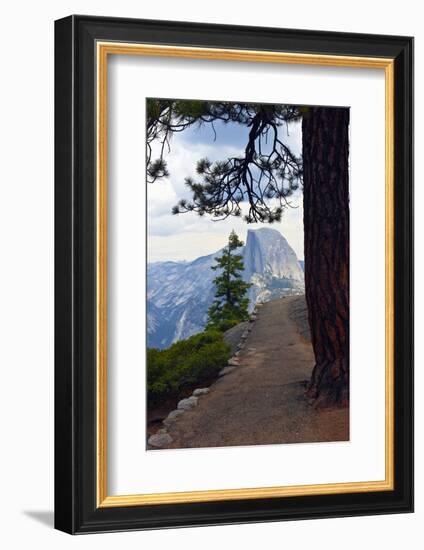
[243,228,304,306]
[147,228,304,349]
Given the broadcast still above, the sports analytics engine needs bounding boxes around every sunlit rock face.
[242,228,304,306]
[147,228,304,349]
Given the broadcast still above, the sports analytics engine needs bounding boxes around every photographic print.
[146,99,349,450]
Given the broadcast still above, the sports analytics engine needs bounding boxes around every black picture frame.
[55,15,414,534]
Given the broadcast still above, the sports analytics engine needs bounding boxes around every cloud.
[147,121,304,262]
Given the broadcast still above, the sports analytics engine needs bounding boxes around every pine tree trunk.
[302,107,350,407]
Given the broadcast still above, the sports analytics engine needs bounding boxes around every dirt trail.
[164,296,349,449]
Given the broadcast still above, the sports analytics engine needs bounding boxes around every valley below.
[147,227,305,349]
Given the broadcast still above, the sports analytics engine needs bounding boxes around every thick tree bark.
[302,107,350,407]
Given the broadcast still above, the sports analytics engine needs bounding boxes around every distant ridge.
[147,228,304,349]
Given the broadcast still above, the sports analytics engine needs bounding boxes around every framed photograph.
[54,15,413,533]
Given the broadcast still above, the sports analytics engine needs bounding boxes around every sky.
[147,107,304,263]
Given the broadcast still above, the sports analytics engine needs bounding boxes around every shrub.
[147,330,230,407]
[209,318,241,333]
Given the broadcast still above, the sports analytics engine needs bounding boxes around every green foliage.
[146,99,162,123]
[173,100,207,120]
[147,98,303,223]
[207,231,251,331]
[147,158,169,181]
[147,330,230,407]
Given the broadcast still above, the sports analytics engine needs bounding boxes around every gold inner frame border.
[96,42,394,508]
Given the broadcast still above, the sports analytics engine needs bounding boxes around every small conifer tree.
[207,230,251,331]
